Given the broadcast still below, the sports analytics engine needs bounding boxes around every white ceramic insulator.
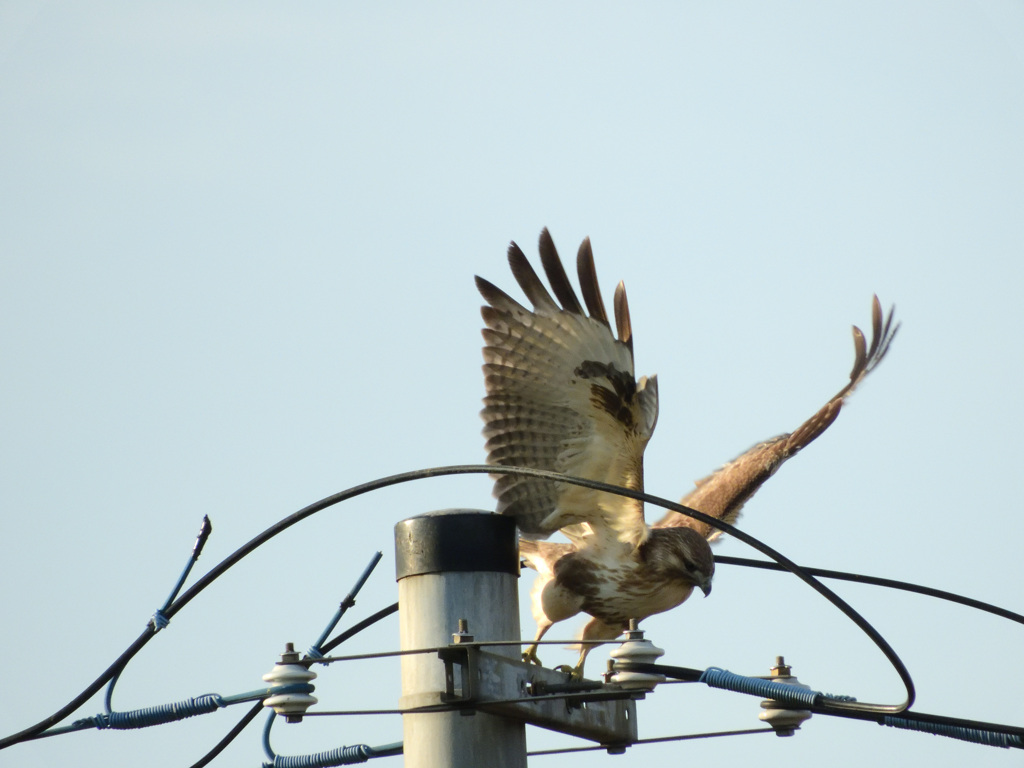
[608,634,666,691]
[758,676,812,736]
[262,663,318,716]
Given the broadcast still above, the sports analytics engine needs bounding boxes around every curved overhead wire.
[0,463,908,748]
[5,463,1020,750]
[714,555,1024,625]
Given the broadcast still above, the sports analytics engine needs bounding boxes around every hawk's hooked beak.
[699,577,712,597]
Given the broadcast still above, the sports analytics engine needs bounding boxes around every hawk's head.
[641,527,715,597]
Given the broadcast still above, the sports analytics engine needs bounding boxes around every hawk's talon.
[522,647,543,666]
[554,664,583,680]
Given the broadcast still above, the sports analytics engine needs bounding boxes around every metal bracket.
[433,645,638,746]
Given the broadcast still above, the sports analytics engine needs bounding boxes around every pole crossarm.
[421,645,638,747]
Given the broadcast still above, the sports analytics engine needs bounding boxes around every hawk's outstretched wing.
[655,296,899,540]
[477,229,658,550]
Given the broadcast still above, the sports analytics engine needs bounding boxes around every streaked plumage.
[653,294,899,537]
[477,230,898,677]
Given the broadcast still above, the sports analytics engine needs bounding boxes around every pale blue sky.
[2,3,1023,767]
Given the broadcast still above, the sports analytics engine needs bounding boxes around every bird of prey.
[476,229,898,678]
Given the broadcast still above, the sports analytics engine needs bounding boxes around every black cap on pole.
[394,509,519,580]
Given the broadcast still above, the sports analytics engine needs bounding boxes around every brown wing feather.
[478,233,658,549]
[655,297,899,540]
[576,237,610,328]
[613,282,633,355]
[507,241,560,314]
[538,228,585,315]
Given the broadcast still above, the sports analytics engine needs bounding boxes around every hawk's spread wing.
[478,230,658,550]
[655,296,899,540]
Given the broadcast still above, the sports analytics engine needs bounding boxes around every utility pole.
[395,509,526,768]
[395,508,638,767]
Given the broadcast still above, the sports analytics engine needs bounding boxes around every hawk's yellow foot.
[522,645,543,666]
[554,663,584,681]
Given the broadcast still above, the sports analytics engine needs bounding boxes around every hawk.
[477,230,898,678]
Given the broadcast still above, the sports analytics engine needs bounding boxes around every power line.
[3,464,1021,759]
[527,727,776,756]
[714,555,1024,625]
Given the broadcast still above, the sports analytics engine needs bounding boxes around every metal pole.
[395,509,526,768]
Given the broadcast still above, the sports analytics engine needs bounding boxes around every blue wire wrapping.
[62,683,312,735]
[262,741,403,768]
[253,554,401,767]
[149,515,214,634]
[261,711,402,767]
[90,516,216,733]
[76,694,226,729]
[697,667,855,707]
[307,552,384,659]
[697,667,1022,750]
[265,744,371,768]
[882,716,1024,749]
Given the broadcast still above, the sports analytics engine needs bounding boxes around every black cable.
[1,469,419,750]
[820,705,1024,741]
[622,663,704,682]
[8,462,1015,750]
[319,602,400,656]
[615,662,1024,745]
[188,701,264,768]
[714,555,1024,625]
[0,463,909,749]
[0,630,155,749]
[163,462,917,715]
[252,463,921,716]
